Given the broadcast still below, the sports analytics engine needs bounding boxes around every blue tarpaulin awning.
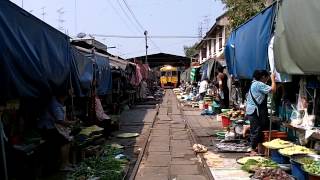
[95,55,112,95]
[224,5,276,79]
[70,47,94,96]
[0,1,73,98]
[75,50,112,96]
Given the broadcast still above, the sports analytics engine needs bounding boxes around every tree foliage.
[220,0,267,29]
[183,43,198,58]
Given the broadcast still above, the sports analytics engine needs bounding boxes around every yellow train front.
[160,65,178,88]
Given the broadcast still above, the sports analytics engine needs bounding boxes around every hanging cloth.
[268,36,292,82]
[207,60,215,80]
[297,77,307,111]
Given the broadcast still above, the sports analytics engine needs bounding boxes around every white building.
[196,12,229,64]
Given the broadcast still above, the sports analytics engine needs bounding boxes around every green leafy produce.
[303,161,320,176]
[241,159,278,172]
[69,146,128,180]
[237,156,267,164]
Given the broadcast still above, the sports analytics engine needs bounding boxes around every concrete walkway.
[135,90,208,180]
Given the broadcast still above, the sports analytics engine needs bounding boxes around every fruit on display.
[221,109,245,119]
[279,145,316,156]
[303,161,320,176]
[262,138,293,149]
[237,156,268,165]
[241,159,278,172]
[251,168,294,180]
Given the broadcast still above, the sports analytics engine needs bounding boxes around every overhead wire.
[104,0,145,57]
[107,0,138,35]
[91,34,208,39]
[121,0,145,32]
[115,0,143,35]
[121,0,162,52]
[114,0,148,52]
[119,39,196,57]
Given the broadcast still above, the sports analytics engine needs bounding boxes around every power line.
[122,0,145,31]
[91,34,201,39]
[107,0,139,36]
[116,0,142,35]
[121,0,162,52]
[119,39,196,57]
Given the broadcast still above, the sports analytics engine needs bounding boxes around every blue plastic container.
[270,149,290,164]
[290,159,308,180]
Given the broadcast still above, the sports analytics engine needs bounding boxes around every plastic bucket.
[290,159,307,180]
[270,149,290,164]
[221,116,231,127]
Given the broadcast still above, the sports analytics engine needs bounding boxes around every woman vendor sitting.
[246,70,276,156]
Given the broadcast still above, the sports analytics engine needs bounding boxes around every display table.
[282,123,320,140]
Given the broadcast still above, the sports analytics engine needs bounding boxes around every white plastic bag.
[301,109,315,129]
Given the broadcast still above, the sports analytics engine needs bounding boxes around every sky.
[11,0,225,58]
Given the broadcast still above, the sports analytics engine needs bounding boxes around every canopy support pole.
[69,73,75,121]
[0,114,8,180]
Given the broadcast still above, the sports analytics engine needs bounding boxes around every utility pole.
[203,15,210,33]
[144,30,148,64]
[41,7,46,21]
[74,0,78,34]
[21,0,23,8]
[57,8,65,32]
[198,22,203,39]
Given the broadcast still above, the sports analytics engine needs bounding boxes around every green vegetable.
[303,161,320,176]
[241,159,259,172]
[241,159,278,172]
[69,145,128,180]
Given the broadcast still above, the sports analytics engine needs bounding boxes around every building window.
[208,41,211,57]
[213,39,216,54]
[219,31,223,50]
[201,47,206,59]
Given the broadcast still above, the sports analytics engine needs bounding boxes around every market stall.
[217,0,320,179]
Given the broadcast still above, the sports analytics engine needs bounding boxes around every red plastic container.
[204,103,209,109]
[221,116,231,127]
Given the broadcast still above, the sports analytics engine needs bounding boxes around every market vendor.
[38,95,74,172]
[217,66,229,108]
[246,70,276,156]
[95,96,112,138]
[199,78,209,100]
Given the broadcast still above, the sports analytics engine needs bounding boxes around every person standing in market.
[199,78,209,100]
[246,70,276,156]
[38,95,75,172]
[217,66,229,108]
